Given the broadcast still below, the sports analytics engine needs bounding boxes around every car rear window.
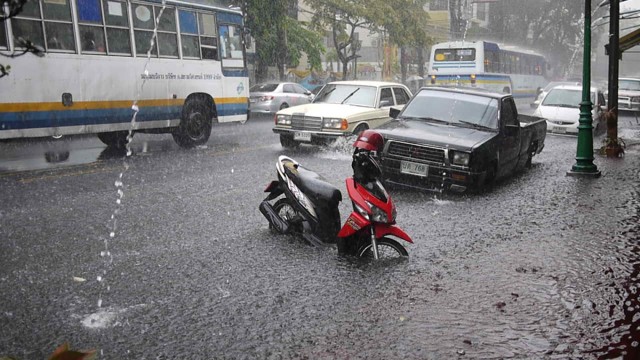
[250,83,278,92]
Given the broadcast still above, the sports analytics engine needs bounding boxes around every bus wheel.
[173,100,212,148]
[97,131,130,149]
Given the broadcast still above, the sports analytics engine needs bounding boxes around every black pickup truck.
[376,87,546,193]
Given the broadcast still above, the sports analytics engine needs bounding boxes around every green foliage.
[241,0,325,80]
[486,0,603,77]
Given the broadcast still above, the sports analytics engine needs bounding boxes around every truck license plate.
[294,131,311,142]
[400,161,428,177]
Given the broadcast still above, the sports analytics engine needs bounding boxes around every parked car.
[249,82,314,115]
[529,81,579,108]
[617,77,640,112]
[533,84,605,135]
[272,80,413,148]
[375,87,547,193]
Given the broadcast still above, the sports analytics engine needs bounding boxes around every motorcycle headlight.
[322,118,348,130]
[366,201,390,223]
[276,114,292,125]
[354,203,369,220]
[452,151,470,166]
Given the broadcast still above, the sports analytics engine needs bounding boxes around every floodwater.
[1,117,639,359]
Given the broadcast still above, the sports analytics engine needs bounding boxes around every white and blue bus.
[427,40,548,98]
[0,0,249,148]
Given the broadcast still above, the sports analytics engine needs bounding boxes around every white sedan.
[272,80,413,148]
[533,84,605,135]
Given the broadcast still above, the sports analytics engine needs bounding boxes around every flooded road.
[1,114,639,359]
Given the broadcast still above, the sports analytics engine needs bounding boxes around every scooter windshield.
[358,179,388,203]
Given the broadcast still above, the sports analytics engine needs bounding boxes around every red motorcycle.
[259,130,413,259]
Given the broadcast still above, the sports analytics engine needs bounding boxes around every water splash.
[96,0,167,315]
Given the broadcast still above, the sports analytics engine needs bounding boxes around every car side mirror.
[389,107,401,119]
[304,90,311,95]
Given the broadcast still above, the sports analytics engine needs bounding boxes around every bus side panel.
[0,53,248,138]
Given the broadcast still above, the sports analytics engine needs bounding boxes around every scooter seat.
[284,164,342,205]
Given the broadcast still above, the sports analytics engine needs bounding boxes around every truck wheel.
[484,164,497,188]
[173,99,212,148]
[280,135,299,149]
[97,131,130,149]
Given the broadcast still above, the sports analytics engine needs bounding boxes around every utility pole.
[568,0,601,178]
[605,0,624,157]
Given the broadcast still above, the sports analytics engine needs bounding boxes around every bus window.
[43,0,75,51]
[156,7,178,57]
[10,0,43,50]
[77,0,106,53]
[219,24,244,67]
[199,13,218,60]
[133,3,157,56]
[179,10,199,58]
[77,0,130,55]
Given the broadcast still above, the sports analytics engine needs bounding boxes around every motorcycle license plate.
[400,160,428,177]
[294,131,312,142]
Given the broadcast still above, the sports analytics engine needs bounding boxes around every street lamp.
[567,0,601,178]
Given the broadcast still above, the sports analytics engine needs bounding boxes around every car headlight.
[366,201,390,223]
[631,96,640,102]
[275,114,291,125]
[322,118,348,130]
[452,151,470,166]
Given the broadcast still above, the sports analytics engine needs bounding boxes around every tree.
[485,0,604,78]
[0,0,44,78]
[306,0,377,80]
[381,0,431,82]
[241,0,325,82]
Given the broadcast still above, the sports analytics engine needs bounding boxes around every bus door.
[217,18,248,122]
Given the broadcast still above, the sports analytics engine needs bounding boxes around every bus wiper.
[456,120,493,129]
[341,88,360,104]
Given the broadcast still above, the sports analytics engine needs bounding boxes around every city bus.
[427,40,549,98]
[0,0,249,148]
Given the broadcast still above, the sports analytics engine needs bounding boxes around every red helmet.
[353,130,384,152]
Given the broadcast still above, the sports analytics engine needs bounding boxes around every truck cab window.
[501,98,518,127]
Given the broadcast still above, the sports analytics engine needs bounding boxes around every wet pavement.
[1,114,639,359]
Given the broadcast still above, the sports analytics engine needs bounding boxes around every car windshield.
[313,84,377,107]
[401,89,499,129]
[250,83,279,92]
[542,88,595,107]
[619,80,640,91]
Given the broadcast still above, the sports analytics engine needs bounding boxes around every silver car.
[249,82,314,114]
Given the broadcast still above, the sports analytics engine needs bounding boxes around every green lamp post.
[567,0,601,178]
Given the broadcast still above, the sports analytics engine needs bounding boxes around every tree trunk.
[400,47,407,83]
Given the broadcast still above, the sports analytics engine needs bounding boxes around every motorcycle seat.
[284,164,342,205]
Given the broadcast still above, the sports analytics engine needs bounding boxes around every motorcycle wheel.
[357,237,408,259]
[272,198,302,234]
